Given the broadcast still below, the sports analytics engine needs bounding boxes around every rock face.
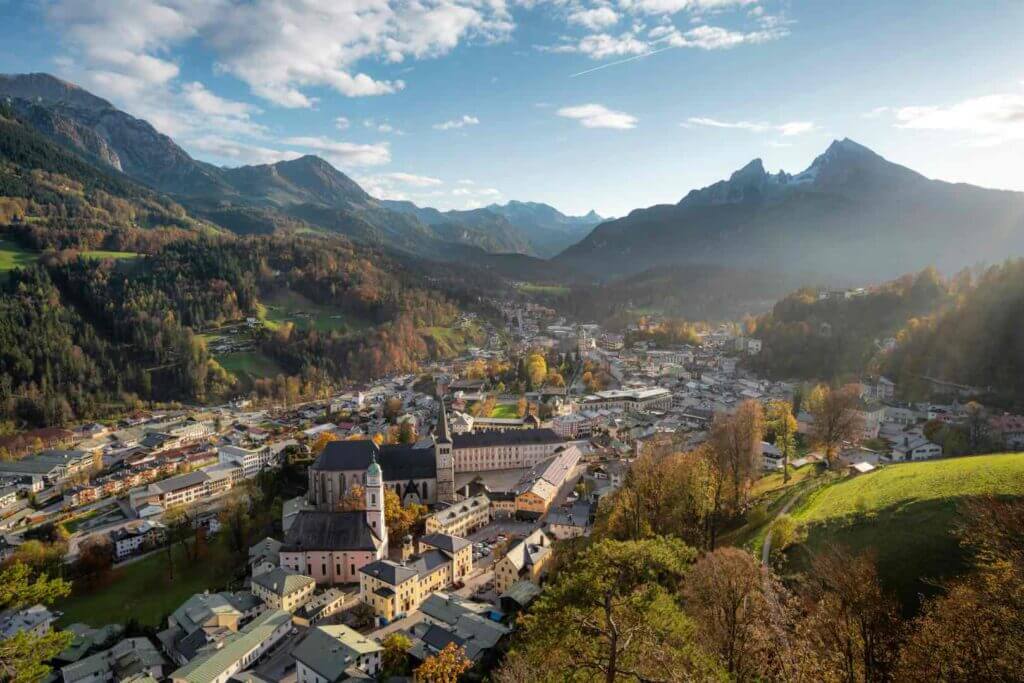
[555,138,1024,281]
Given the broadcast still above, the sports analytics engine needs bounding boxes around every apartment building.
[250,569,316,613]
[493,529,553,595]
[169,609,292,683]
[423,494,490,537]
[292,625,382,683]
[358,533,472,621]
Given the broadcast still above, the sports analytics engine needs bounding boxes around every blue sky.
[1,0,1023,216]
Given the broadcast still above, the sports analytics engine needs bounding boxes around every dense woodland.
[0,109,481,427]
[882,259,1024,406]
[748,268,956,382]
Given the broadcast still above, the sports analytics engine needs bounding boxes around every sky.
[1,0,1023,216]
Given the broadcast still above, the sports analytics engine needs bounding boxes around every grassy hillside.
[782,453,1024,612]
[259,287,371,334]
[0,237,38,278]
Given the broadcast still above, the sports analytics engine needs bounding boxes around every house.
[544,500,593,540]
[217,445,277,480]
[358,533,472,621]
[248,537,282,577]
[291,624,382,683]
[293,588,350,627]
[406,592,511,666]
[156,591,264,665]
[493,529,553,595]
[761,441,783,470]
[109,521,166,561]
[854,399,886,440]
[891,435,943,462]
[0,604,56,639]
[989,414,1024,449]
[251,568,316,613]
[168,609,292,683]
[60,637,166,683]
[511,447,581,520]
[423,495,490,538]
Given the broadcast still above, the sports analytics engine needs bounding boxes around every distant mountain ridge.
[556,138,1024,281]
[0,72,595,259]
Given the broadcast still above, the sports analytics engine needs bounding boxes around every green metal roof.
[170,609,292,683]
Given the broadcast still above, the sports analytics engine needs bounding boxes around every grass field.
[80,250,139,261]
[783,453,1024,612]
[489,403,520,419]
[517,282,570,297]
[0,238,38,277]
[57,541,237,628]
[420,324,484,358]
[216,350,286,385]
[259,288,370,334]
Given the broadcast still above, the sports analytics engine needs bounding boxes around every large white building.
[217,445,276,479]
[581,388,672,412]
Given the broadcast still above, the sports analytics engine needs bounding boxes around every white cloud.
[381,172,444,187]
[188,135,301,165]
[181,81,257,118]
[335,116,351,130]
[568,7,620,30]
[685,116,816,135]
[548,22,785,60]
[433,114,480,130]
[47,0,514,109]
[363,118,402,134]
[282,136,392,166]
[624,0,757,16]
[862,106,890,119]
[557,103,637,129]
[889,91,1024,146]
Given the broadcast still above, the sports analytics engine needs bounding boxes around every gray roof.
[419,592,490,627]
[359,560,418,586]
[407,549,449,577]
[282,511,379,552]
[312,441,437,481]
[251,568,314,598]
[171,610,292,683]
[291,625,381,682]
[452,429,562,449]
[419,533,471,555]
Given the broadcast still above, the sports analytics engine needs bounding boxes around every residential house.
[891,435,943,462]
[423,495,490,538]
[292,625,382,683]
[156,591,263,665]
[358,533,472,621]
[168,609,292,683]
[60,637,166,683]
[493,529,553,595]
[251,569,316,613]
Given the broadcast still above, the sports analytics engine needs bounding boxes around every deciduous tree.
[808,384,863,465]
[415,641,472,682]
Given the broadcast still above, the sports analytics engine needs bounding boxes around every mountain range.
[4,71,1024,301]
[555,138,1024,281]
[0,73,603,259]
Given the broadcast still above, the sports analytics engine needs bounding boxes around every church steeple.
[365,451,386,546]
[434,397,455,503]
[436,397,452,444]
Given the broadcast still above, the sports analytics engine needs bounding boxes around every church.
[281,453,389,584]
[308,400,455,507]
[306,398,567,509]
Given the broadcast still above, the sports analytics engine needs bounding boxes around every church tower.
[365,452,387,548]
[435,398,456,503]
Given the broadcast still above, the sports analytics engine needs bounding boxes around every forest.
[0,108,481,428]
[747,268,957,382]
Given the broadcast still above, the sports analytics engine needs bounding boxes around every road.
[252,625,307,682]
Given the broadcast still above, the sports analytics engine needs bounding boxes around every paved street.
[252,625,307,682]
